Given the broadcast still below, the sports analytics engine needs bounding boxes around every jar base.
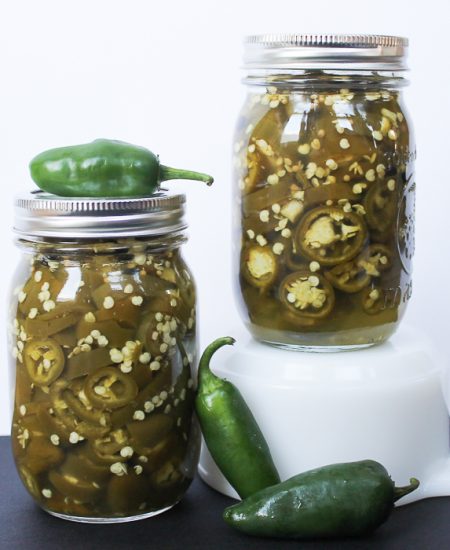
[244,321,399,351]
[259,340,375,353]
[46,503,175,524]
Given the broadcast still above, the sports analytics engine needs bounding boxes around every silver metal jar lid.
[14,191,187,239]
[244,34,408,71]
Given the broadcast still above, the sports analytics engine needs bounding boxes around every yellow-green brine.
[234,34,415,350]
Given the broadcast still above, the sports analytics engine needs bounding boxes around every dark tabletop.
[1,436,449,550]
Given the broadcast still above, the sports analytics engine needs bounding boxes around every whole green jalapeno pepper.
[223,460,419,539]
[29,139,213,197]
[195,337,280,499]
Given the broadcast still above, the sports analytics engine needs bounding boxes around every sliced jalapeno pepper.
[250,102,290,148]
[63,378,111,426]
[18,465,40,499]
[283,240,308,272]
[241,245,279,291]
[128,414,174,455]
[241,150,266,195]
[52,327,78,348]
[96,298,143,328]
[150,459,183,489]
[14,366,33,406]
[76,318,135,348]
[362,286,400,315]
[279,271,335,323]
[296,206,367,266]
[145,292,183,319]
[362,287,385,315]
[243,180,302,216]
[84,367,138,410]
[140,274,177,294]
[18,267,67,315]
[22,434,65,475]
[303,183,358,209]
[364,179,398,233]
[24,304,90,339]
[242,212,280,236]
[24,338,65,386]
[48,470,102,503]
[110,367,172,429]
[325,244,392,293]
[36,405,73,441]
[136,314,175,357]
[138,434,180,474]
[50,379,110,438]
[357,244,392,277]
[60,450,111,483]
[106,474,149,514]
[66,348,112,380]
[85,428,129,465]
[325,260,371,293]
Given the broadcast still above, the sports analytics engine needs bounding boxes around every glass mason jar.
[9,193,199,523]
[234,34,415,351]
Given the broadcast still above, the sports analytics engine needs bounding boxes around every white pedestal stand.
[198,325,450,505]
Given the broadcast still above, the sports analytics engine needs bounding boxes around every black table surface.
[1,436,450,550]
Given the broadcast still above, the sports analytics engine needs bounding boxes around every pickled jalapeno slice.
[18,465,40,499]
[86,429,130,464]
[21,435,64,475]
[296,206,367,266]
[48,470,102,503]
[324,244,392,293]
[279,271,335,322]
[24,339,65,386]
[357,244,392,276]
[84,367,138,410]
[324,260,371,293]
[364,179,398,233]
[50,379,109,438]
[242,180,302,216]
[241,245,278,290]
[362,286,400,315]
[63,378,111,426]
[284,241,308,272]
[362,287,386,315]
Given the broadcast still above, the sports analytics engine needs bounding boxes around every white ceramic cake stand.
[198,325,450,505]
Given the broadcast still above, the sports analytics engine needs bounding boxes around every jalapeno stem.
[393,478,420,502]
[197,336,235,391]
[159,165,214,186]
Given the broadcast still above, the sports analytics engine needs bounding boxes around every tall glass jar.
[9,193,199,523]
[234,35,415,351]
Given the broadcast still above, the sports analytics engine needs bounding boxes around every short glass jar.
[234,34,415,351]
[9,193,199,523]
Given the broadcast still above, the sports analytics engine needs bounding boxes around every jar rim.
[244,34,408,72]
[13,191,187,239]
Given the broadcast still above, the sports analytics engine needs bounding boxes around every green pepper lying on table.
[224,460,419,539]
[196,337,420,540]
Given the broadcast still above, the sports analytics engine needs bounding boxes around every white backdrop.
[1,0,449,435]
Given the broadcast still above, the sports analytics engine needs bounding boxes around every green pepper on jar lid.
[29,139,213,197]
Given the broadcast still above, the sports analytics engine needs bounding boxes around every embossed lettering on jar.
[9,193,199,522]
[234,34,415,350]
